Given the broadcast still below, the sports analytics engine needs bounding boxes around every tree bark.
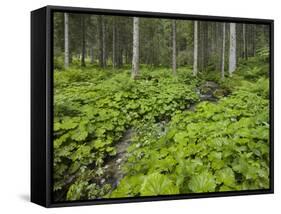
[112,18,116,69]
[98,16,104,67]
[64,13,69,69]
[199,21,204,72]
[229,23,236,76]
[215,22,220,71]
[252,25,256,56]
[116,25,121,68]
[172,20,177,75]
[242,24,248,60]
[102,17,106,67]
[221,23,226,80]
[203,23,208,70]
[81,15,86,67]
[132,17,140,79]
[193,21,198,76]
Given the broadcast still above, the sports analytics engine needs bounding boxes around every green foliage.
[53,12,270,201]
[66,180,111,200]
[188,171,216,192]
[108,175,144,198]
[53,66,198,200]
[140,173,179,196]
[256,47,270,62]
[54,56,64,70]
[54,59,269,200]
[236,57,269,81]
[215,167,236,187]
[110,66,269,197]
[66,181,88,200]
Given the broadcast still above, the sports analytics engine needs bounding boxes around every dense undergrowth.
[53,53,270,201]
[53,66,199,200]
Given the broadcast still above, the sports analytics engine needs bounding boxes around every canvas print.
[53,12,270,202]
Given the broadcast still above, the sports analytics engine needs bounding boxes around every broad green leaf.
[188,171,216,192]
[60,117,79,130]
[215,167,236,186]
[174,131,188,144]
[71,125,88,141]
[93,139,106,149]
[140,173,179,196]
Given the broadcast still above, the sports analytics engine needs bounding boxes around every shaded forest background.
[54,13,269,78]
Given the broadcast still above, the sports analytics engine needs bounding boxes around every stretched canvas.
[31,6,274,207]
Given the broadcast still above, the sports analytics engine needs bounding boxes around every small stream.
[101,129,132,189]
[52,81,228,201]
[101,80,227,193]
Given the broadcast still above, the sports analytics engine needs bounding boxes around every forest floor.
[53,57,270,201]
[102,79,223,195]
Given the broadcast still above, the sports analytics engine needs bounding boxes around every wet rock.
[116,158,122,164]
[101,129,132,190]
[198,81,221,101]
[213,88,229,98]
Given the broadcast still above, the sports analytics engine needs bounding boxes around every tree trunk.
[172,20,177,75]
[132,17,140,79]
[112,18,116,69]
[242,24,248,60]
[203,23,208,70]
[193,21,198,76]
[98,16,104,67]
[102,17,106,67]
[116,25,121,68]
[81,15,86,67]
[64,13,69,69]
[252,25,256,56]
[199,21,204,72]
[221,23,226,80]
[229,23,236,76]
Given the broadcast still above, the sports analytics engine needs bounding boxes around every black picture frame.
[31,5,274,208]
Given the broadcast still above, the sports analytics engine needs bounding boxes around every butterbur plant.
[31,6,273,207]
[53,12,271,201]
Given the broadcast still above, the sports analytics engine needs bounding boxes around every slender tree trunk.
[132,17,140,79]
[193,21,198,76]
[252,25,256,56]
[211,23,216,55]
[90,17,95,65]
[112,18,116,69]
[201,22,205,71]
[243,24,245,60]
[199,22,204,71]
[102,17,106,67]
[248,25,254,57]
[172,20,177,75]
[64,13,69,69]
[221,23,226,80]
[98,16,104,67]
[229,23,236,76]
[116,25,121,68]
[81,15,86,67]
[203,23,208,69]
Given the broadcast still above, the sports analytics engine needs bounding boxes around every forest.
[53,12,270,201]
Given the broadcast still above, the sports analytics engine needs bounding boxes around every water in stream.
[102,80,227,193]
[102,129,132,189]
